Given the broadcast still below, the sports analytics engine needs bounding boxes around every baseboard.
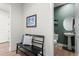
[57,43,68,48]
[57,43,75,50]
[0,41,9,44]
[57,43,64,47]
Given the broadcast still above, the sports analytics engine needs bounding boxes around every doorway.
[54,3,75,56]
[0,10,10,43]
[0,4,11,55]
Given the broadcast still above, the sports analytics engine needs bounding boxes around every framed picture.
[26,14,37,27]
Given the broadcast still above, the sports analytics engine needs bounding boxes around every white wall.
[23,3,53,56]
[75,4,79,55]
[10,4,24,51]
[0,10,9,43]
[0,3,10,12]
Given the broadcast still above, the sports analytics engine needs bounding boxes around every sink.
[64,32,75,50]
[64,33,74,36]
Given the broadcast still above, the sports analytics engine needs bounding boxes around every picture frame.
[26,14,37,27]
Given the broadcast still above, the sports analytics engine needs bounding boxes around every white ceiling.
[0,3,66,11]
[0,3,68,12]
[54,3,66,7]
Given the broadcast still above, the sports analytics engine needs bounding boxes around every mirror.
[63,17,73,31]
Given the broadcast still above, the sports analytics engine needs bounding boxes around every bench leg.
[16,44,18,54]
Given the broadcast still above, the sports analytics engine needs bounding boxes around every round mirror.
[63,17,73,31]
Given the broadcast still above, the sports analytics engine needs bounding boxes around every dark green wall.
[54,4,75,44]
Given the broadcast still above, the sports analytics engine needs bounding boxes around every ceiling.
[54,3,66,7]
[0,3,68,12]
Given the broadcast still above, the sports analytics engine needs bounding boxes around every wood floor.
[54,46,75,56]
[0,42,25,56]
[0,42,76,56]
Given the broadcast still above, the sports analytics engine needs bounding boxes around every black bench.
[16,34,44,56]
